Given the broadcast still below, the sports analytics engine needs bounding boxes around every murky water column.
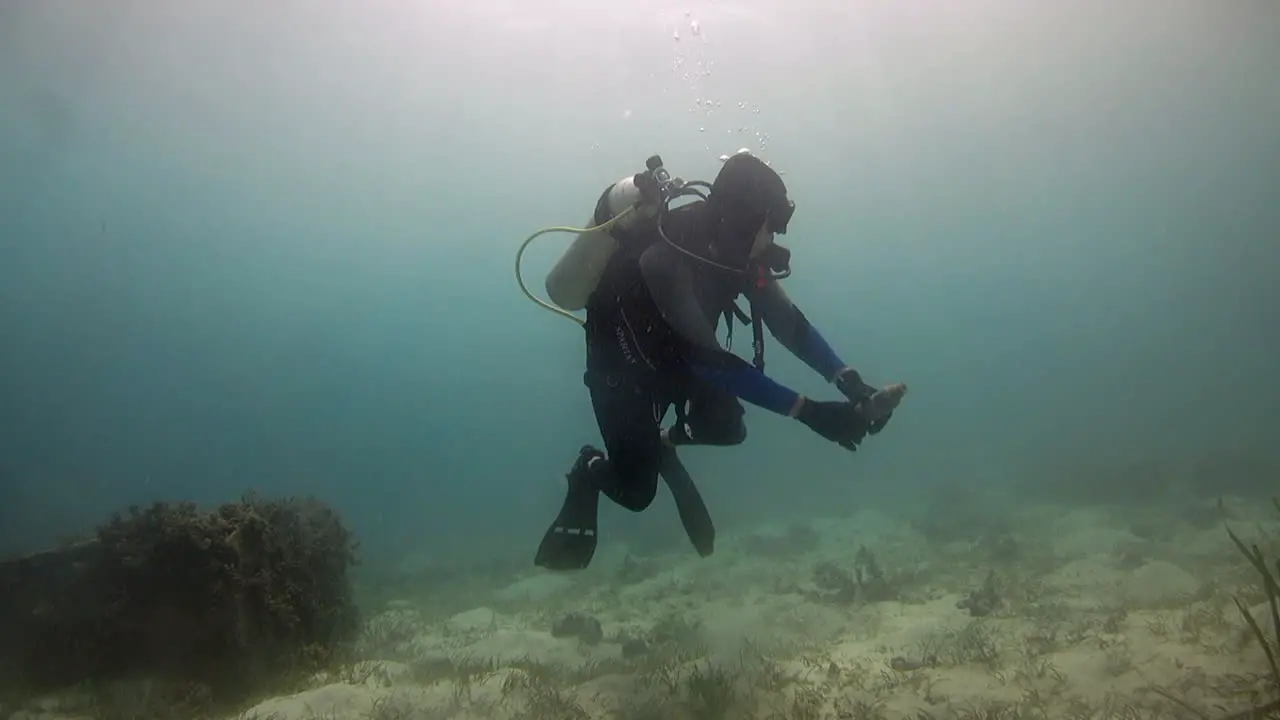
[669,9,778,170]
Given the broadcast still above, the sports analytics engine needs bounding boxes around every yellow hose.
[514,205,637,326]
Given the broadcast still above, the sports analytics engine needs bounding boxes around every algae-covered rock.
[0,493,360,709]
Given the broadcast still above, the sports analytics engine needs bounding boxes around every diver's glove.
[795,398,870,451]
[834,369,908,436]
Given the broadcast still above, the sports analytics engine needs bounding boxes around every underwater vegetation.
[0,493,360,718]
[1220,499,1280,719]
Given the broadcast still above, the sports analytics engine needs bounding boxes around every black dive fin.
[534,472,600,571]
[660,447,715,557]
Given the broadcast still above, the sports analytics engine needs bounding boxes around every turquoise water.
[1,0,1277,572]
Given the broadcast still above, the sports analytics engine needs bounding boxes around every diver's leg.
[649,379,746,558]
[534,376,662,571]
[586,378,664,511]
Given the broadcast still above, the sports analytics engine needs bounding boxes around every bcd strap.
[722,307,735,351]
[748,264,769,370]
[721,300,766,370]
[749,301,766,370]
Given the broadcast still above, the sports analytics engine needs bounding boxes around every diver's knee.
[703,419,747,446]
[615,476,658,512]
[607,454,660,512]
[724,420,747,445]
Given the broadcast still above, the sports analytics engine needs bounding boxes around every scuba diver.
[529,150,908,571]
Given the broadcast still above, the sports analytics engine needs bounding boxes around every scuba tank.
[543,174,651,312]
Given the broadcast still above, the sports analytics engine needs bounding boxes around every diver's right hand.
[795,398,870,451]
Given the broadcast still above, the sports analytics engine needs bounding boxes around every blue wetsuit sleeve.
[639,243,802,416]
[690,360,800,416]
[797,325,846,380]
[749,279,847,381]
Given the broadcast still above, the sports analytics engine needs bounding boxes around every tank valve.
[638,154,682,202]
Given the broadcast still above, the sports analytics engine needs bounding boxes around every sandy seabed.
[10,496,1279,720]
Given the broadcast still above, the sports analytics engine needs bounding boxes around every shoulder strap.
[721,299,766,370]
